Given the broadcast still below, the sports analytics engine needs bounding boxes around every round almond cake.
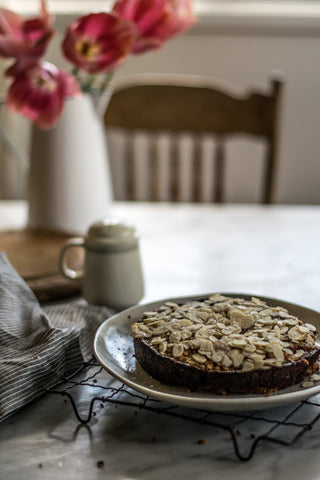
[131,294,320,394]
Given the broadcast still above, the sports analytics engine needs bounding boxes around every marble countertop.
[1,201,320,479]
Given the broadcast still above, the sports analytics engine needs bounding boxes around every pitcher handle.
[59,238,84,281]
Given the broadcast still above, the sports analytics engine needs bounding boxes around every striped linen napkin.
[0,252,114,421]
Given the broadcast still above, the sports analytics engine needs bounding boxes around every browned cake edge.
[134,337,320,394]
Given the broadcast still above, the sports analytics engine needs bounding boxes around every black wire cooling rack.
[47,358,320,462]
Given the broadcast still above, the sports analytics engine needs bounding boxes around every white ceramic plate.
[93,293,320,411]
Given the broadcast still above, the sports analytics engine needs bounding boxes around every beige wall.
[114,31,320,204]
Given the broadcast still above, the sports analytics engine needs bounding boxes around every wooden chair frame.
[104,74,283,203]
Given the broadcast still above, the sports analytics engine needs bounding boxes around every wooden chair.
[104,73,283,203]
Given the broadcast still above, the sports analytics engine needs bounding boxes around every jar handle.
[59,238,84,281]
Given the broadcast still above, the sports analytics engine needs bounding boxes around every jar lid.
[85,218,139,252]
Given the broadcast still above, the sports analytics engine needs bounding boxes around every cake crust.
[131,295,320,394]
[134,337,319,394]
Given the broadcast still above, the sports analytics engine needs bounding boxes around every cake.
[131,294,320,394]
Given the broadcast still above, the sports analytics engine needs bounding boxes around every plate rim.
[93,292,320,411]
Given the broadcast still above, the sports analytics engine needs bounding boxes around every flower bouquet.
[0,0,196,129]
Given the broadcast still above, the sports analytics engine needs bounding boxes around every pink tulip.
[62,12,137,74]
[113,0,196,53]
[0,0,54,59]
[5,61,81,129]
[5,58,39,77]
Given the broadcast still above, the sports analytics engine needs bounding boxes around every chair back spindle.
[104,74,283,203]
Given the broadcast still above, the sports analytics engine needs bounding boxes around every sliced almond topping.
[192,353,207,364]
[269,341,285,363]
[229,349,244,368]
[172,344,184,358]
[132,295,317,372]
[159,341,167,353]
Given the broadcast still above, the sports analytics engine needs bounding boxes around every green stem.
[72,67,80,84]
[99,71,115,93]
[81,73,97,93]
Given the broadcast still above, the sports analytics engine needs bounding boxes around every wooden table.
[1,200,320,479]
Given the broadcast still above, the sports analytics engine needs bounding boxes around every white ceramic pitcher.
[27,93,113,234]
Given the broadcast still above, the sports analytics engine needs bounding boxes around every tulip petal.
[0,9,23,35]
[62,12,137,74]
[113,0,196,54]
[5,61,80,129]
[0,1,54,59]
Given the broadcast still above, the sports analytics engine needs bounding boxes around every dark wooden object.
[0,230,82,302]
[104,74,283,203]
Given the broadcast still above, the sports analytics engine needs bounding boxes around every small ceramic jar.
[59,219,144,310]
